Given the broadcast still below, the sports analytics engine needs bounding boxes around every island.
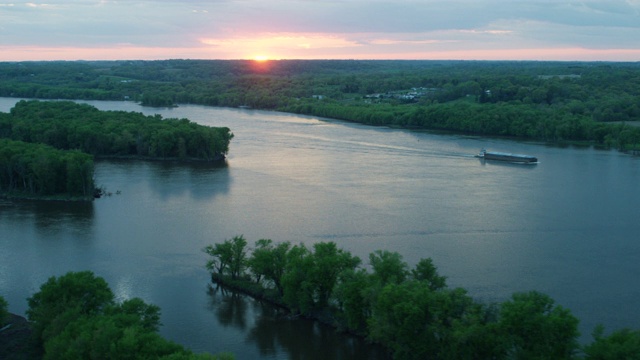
[0,100,234,200]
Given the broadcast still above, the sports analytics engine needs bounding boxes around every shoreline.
[1,192,94,202]
[209,273,370,339]
[0,313,37,360]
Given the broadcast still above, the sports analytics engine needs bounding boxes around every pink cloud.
[0,46,216,61]
[1,45,639,62]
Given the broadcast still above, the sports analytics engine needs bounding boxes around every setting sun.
[253,55,270,61]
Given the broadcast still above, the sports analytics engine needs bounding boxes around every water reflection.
[151,160,231,201]
[97,159,230,201]
[206,284,389,360]
[0,199,95,236]
[248,308,390,360]
[477,157,539,168]
[207,285,249,330]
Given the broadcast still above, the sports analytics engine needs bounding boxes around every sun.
[248,55,273,73]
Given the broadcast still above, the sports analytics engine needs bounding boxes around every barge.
[476,148,538,163]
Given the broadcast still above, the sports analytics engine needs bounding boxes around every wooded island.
[204,236,640,360]
[0,100,233,200]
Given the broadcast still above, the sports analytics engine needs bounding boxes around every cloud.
[1,0,639,60]
[199,33,362,59]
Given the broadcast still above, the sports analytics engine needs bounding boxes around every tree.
[583,325,640,360]
[247,239,291,295]
[280,242,361,312]
[0,295,8,326]
[498,291,579,359]
[308,242,361,308]
[369,250,408,285]
[111,297,162,332]
[26,271,232,359]
[368,282,436,360]
[368,281,499,360]
[412,258,447,290]
[281,244,315,313]
[43,312,188,360]
[26,271,115,344]
[247,239,270,284]
[334,269,372,333]
[2,100,233,163]
[0,139,95,198]
[64,150,95,197]
[203,235,248,279]
[203,241,233,275]
[228,235,248,280]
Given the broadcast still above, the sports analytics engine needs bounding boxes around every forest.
[1,60,640,151]
[204,236,640,360]
[0,100,234,199]
[0,139,94,199]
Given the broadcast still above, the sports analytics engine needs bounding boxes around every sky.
[1,0,640,61]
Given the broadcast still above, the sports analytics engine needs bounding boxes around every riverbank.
[95,153,228,163]
[209,274,369,339]
[1,192,94,202]
[0,313,38,360]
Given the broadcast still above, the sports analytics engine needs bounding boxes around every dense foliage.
[2,60,640,150]
[205,237,640,360]
[583,326,640,360]
[0,139,94,198]
[26,271,232,360]
[0,100,233,199]
[1,100,233,161]
[0,295,8,326]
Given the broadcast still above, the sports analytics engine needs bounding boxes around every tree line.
[1,60,640,151]
[0,100,234,199]
[282,99,640,151]
[0,272,232,359]
[204,236,640,360]
[0,139,94,198]
[2,100,233,161]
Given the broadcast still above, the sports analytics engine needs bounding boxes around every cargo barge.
[476,148,538,163]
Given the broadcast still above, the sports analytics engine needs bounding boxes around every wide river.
[1,98,639,357]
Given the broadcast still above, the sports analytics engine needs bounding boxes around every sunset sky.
[1,0,640,61]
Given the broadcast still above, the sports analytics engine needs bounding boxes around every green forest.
[204,236,640,360]
[0,139,94,199]
[0,100,233,199]
[1,60,640,150]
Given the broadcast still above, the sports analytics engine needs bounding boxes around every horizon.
[2,58,640,64]
[2,1,640,62]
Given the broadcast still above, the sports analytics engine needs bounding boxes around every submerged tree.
[205,237,595,359]
[247,239,291,295]
[203,235,248,279]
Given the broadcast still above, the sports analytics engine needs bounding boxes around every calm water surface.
[1,98,639,355]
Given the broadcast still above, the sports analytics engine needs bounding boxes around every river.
[1,98,639,357]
